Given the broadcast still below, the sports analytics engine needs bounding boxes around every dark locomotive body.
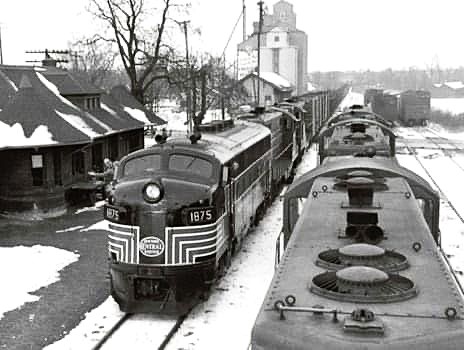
[236,102,307,192]
[103,101,309,313]
[104,119,274,312]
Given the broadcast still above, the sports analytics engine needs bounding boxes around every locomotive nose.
[112,175,212,208]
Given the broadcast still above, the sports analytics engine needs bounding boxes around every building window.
[272,48,280,74]
[274,36,280,42]
[31,154,44,186]
[72,151,85,176]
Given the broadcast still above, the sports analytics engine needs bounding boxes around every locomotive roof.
[284,157,439,236]
[286,157,435,202]
[236,110,283,124]
[319,117,396,140]
[254,175,464,348]
[326,110,394,129]
[158,120,271,163]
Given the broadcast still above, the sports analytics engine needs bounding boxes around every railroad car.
[399,90,430,126]
[317,108,396,163]
[367,89,430,126]
[251,157,464,349]
[103,119,273,313]
[237,101,307,193]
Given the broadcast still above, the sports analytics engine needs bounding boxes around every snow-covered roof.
[307,81,317,92]
[434,81,464,90]
[259,72,291,89]
[241,71,293,92]
[444,81,464,90]
[0,65,165,149]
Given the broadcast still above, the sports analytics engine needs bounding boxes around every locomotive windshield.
[168,154,213,178]
[123,154,161,177]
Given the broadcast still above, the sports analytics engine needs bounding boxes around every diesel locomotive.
[103,101,311,313]
[250,108,464,348]
[317,106,396,163]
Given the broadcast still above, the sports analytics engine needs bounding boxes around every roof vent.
[334,173,387,191]
[316,243,409,272]
[345,211,383,244]
[347,170,374,178]
[197,119,234,132]
[344,308,385,335]
[310,266,417,303]
[350,123,366,133]
[346,177,374,206]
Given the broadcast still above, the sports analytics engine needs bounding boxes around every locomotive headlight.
[143,183,163,203]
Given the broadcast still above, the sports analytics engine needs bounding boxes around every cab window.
[169,154,213,178]
[123,154,161,177]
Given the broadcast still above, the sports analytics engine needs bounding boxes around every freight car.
[251,157,464,349]
[399,90,431,126]
[367,89,430,126]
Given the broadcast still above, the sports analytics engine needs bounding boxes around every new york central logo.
[139,236,164,257]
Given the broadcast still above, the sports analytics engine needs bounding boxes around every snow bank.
[431,98,464,115]
[0,245,79,320]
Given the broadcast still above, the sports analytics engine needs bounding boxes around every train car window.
[287,197,306,233]
[123,154,161,177]
[417,198,425,214]
[169,154,213,178]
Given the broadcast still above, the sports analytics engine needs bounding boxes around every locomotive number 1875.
[186,207,215,225]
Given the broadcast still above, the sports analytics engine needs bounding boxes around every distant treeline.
[309,67,464,92]
[430,109,464,131]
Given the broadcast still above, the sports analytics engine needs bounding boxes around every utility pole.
[0,25,3,65]
[179,20,192,133]
[256,1,264,106]
[243,0,247,41]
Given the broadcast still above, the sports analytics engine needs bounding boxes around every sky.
[1,0,464,72]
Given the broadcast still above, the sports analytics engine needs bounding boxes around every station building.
[0,63,164,218]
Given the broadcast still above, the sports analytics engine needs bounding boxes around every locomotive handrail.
[326,110,392,128]
[282,158,440,242]
[269,106,301,122]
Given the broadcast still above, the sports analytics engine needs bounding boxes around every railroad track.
[91,310,190,350]
[405,128,464,225]
[91,313,133,350]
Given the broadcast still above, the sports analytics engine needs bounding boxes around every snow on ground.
[74,201,105,215]
[100,314,178,349]
[44,298,125,350]
[0,246,79,320]
[396,147,464,288]
[156,109,232,133]
[431,98,464,115]
[426,122,464,141]
[336,88,364,111]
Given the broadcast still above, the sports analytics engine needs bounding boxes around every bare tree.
[69,38,120,89]
[89,0,189,103]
